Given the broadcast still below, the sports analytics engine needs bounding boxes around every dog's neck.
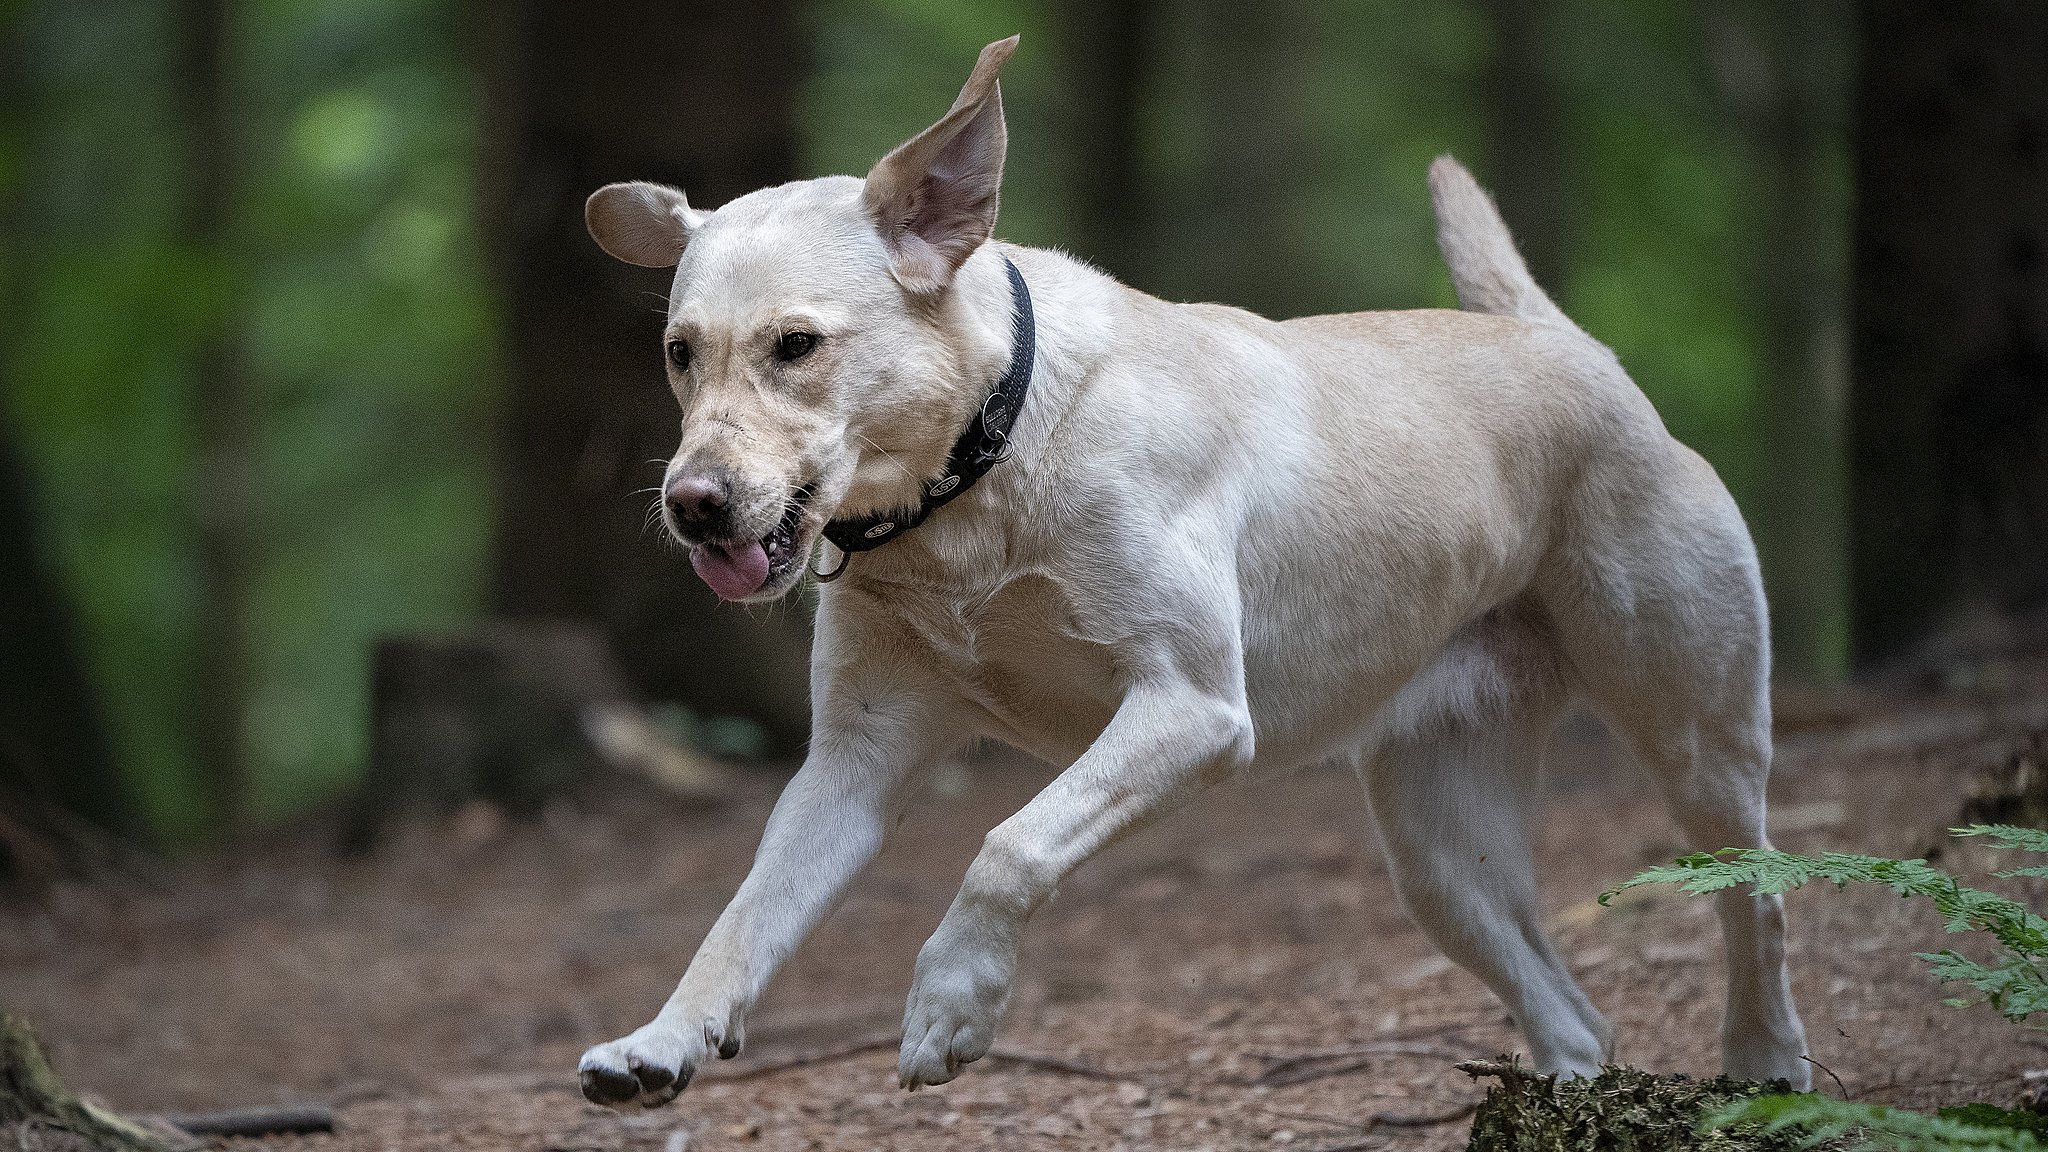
[826,243,1036,529]
[822,244,1125,595]
[823,253,1034,560]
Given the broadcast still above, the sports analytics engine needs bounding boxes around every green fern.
[1705,1094,2046,1151]
[1595,825,2048,1151]
[1600,826,2048,1023]
[1956,826,2048,880]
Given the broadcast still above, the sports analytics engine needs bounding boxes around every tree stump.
[0,1015,194,1152]
[350,619,727,846]
[1960,726,2048,829]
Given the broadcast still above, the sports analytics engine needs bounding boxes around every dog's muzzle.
[688,486,811,601]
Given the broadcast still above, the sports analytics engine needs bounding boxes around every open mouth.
[689,485,813,602]
[760,484,813,581]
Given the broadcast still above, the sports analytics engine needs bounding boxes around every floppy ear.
[862,35,1018,294]
[585,182,704,268]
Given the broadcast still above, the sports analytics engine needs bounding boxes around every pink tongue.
[690,540,771,601]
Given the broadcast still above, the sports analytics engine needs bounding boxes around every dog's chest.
[882,573,1121,759]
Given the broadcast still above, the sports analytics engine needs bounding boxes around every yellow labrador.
[575,36,1808,1107]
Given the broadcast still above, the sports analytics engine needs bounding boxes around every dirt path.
[4,685,2044,1151]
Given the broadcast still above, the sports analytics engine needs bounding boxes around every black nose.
[664,472,730,535]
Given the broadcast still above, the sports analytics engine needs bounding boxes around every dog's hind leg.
[1547,469,1810,1087]
[1602,703,1808,1086]
[1562,614,1810,1085]
[1358,616,1611,1075]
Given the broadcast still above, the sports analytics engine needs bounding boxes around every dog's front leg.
[579,615,961,1108]
[897,683,1254,1088]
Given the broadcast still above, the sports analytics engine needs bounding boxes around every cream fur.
[574,41,1809,1107]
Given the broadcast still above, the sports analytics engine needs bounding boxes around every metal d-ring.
[812,541,852,583]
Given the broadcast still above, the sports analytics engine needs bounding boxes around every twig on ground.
[1374,1102,1481,1128]
[161,1105,334,1137]
[985,1048,1118,1080]
[702,1035,1122,1084]
[1251,1042,1470,1087]
[1847,1072,2010,1102]
[1301,1102,1483,1152]
[1252,1105,1374,1133]
[700,1035,897,1083]
[1801,1053,1848,1098]
[1245,1021,1468,1062]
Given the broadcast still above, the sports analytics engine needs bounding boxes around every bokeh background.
[1,0,2042,849]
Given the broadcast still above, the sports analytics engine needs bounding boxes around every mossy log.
[0,1015,194,1152]
[1461,1057,1819,1152]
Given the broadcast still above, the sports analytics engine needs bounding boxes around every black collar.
[817,255,1035,575]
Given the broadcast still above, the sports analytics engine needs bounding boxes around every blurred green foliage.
[2,0,1852,841]
[6,0,494,839]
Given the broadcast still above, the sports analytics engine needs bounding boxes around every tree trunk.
[1718,0,1855,682]
[1477,0,1569,294]
[1849,0,2048,665]
[1176,0,1315,319]
[179,0,249,830]
[476,0,812,746]
[0,11,123,855]
[1058,0,1156,287]
[0,413,122,853]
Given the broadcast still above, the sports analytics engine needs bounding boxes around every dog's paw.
[896,937,1011,1089]
[578,1010,746,1109]
[1722,1023,1812,1091]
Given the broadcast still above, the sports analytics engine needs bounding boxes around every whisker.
[644,496,678,543]
[852,432,918,482]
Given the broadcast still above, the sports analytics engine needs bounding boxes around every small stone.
[446,798,506,854]
[1032,1115,1074,1137]
[1115,1082,1149,1107]
[663,1131,691,1152]
[2024,1068,2048,1113]
[1270,1129,1296,1144]
[722,1119,761,1141]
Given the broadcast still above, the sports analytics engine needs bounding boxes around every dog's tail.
[1427,155,1575,330]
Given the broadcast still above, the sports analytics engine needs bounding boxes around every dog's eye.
[666,339,691,371]
[776,331,818,362]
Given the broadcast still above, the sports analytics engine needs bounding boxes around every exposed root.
[0,1016,195,1152]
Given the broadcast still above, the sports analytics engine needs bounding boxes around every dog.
[573,35,1810,1108]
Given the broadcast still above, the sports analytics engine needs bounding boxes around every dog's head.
[585,37,1021,603]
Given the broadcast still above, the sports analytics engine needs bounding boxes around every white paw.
[897,936,1012,1089]
[578,1010,745,1109]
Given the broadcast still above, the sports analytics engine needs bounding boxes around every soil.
[4,675,2046,1152]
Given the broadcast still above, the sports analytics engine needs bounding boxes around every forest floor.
[5,665,2048,1152]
